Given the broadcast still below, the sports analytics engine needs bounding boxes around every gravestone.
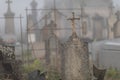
[0,44,22,80]
[92,14,105,40]
[63,32,91,80]
[44,21,62,74]
[63,13,91,80]
[108,11,117,39]
[113,11,120,38]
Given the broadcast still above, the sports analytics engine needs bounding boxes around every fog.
[0,0,120,36]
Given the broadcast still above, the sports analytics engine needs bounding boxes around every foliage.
[23,59,45,73]
[105,68,120,80]
[46,68,61,80]
[23,60,61,80]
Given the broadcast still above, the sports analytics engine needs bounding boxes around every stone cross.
[6,0,12,11]
[109,1,114,15]
[68,12,80,33]
[6,0,12,6]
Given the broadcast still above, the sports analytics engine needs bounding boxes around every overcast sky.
[0,0,120,17]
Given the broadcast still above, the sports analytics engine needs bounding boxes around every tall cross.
[6,0,12,10]
[109,1,114,15]
[68,12,80,33]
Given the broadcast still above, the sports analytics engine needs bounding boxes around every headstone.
[63,32,91,80]
[92,14,105,40]
[44,21,62,73]
[108,12,117,39]
[42,20,56,41]
[0,44,22,80]
[62,13,91,80]
[113,11,120,38]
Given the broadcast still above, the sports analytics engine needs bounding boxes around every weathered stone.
[44,21,62,74]
[113,11,120,38]
[0,44,22,80]
[108,12,117,39]
[92,14,106,40]
[63,32,91,80]
[93,65,106,80]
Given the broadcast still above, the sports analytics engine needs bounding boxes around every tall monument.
[31,0,38,25]
[4,0,15,35]
[30,0,40,42]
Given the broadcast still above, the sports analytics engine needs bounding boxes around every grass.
[105,68,120,80]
